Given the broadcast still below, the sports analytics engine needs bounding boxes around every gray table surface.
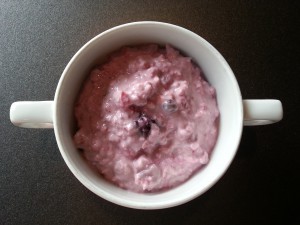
[1,0,299,224]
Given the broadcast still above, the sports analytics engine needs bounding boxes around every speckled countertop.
[1,1,299,224]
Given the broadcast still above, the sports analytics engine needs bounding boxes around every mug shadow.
[101,194,211,225]
[236,127,257,158]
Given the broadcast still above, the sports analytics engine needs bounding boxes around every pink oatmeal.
[74,44,219,192]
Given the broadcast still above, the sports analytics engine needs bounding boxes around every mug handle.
[10,101,54,128]
[243,99,283,126]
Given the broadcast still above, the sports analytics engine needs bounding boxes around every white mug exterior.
[9,21,283,209]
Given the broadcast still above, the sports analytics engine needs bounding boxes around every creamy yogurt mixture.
[74,44,219,192]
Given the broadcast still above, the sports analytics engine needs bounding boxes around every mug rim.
[53,21,243,209]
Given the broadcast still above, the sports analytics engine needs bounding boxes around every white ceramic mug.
[10,21,283,209]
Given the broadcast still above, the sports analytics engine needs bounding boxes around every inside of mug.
[54,22,243,209]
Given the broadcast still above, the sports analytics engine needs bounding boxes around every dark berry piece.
[135,113,152,138]
[162,99,178,113]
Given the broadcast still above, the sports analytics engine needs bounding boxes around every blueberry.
[135,113,153,138]
[162,99,177,113]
